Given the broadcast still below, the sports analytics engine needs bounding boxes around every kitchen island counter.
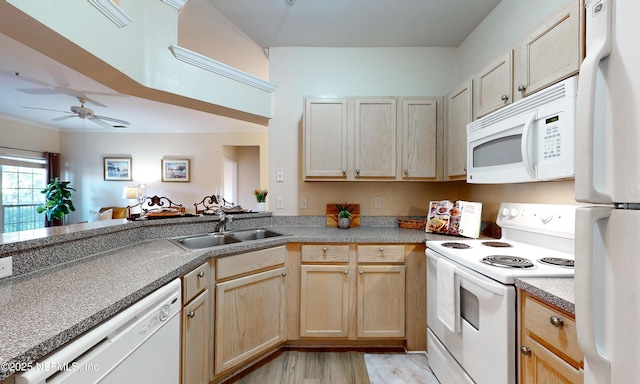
[0,217,444,379]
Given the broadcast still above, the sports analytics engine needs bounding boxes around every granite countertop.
[515,277,575,314]
[0,222,439,379]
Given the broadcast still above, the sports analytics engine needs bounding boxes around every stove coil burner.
[441,242,471,249]
[481,241,513,248]
[538,257,575,268]
[481,255,535,269]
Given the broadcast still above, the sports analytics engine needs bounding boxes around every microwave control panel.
[542,115,561,159]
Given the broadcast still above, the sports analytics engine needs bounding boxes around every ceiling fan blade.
[92,114,130,125]
[89,117,118,129]
[51,115,77,122]
[22,106,73,114]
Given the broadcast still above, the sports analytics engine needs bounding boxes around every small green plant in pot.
[335,202,353,229]
[37,177,76,225]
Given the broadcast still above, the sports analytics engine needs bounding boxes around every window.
[0,155,47,233]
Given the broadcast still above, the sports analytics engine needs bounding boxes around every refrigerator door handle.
[575,0,613,203]
[575,206,612,384]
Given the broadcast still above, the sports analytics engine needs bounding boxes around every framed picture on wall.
[103,157,132,181]
[162,158,190,182]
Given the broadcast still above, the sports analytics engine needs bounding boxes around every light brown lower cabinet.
[181,262,211,384]
[214,248,287,375]
[519,291,583,384]
[300,264,350,337]
[357,265,405,338]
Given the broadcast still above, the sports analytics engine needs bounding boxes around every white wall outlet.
[277,196,285,209]
[300,196,308,209]
[276,169,284,182]
[0,257,13,279]
[374,196,382,209]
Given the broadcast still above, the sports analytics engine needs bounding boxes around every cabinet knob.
[520,346,531,355]
[342,169,346,175]
[379,247,384,252]
[197,271,205,278]
[501,94,509,101]
[517,84,526,92]
[359,270,364,275]
[550,316,564,328]
[344,270,348,275]
[322,247,328,252]
[187,311,195,318]
[464,167,467,172]
[355,169,360,175]
[403,169,408,176]
[282,272,287,277]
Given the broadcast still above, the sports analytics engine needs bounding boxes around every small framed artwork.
[162,158,190,182]
[104,157,132,181]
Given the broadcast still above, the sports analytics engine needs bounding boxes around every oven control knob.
[540,211,553,224]
[501,208,510,217]
[509,208,519,218]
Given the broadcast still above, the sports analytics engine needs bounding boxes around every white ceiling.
[0,0,500,134]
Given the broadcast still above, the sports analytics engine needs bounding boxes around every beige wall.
[59,130,268,223]
[0,116,60,153]
[178,0,269,80]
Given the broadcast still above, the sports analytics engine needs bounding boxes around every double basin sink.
[171,228,286,250]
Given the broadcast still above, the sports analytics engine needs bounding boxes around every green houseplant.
[37,177,76,224]
[335,202,353,229]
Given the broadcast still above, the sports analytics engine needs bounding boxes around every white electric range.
[426,202,577,384]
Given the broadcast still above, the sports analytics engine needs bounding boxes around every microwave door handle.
[575,0,613,203]
[521,111,537,180]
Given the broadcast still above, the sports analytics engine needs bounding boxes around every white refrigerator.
[575,0,640,383]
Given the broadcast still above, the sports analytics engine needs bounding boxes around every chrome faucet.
[214,211,232,232]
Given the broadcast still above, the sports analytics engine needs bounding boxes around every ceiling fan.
[23,96,130,129]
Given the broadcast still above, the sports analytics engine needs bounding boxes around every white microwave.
[467,76,577,184]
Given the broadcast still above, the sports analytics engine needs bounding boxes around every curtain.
[43,152,62,227]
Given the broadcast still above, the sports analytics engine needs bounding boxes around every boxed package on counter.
[426,200,482,238]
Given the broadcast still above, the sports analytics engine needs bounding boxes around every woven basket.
[397,215,426,230]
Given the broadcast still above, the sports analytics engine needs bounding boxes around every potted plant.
[254,188,268,212]
[37,177,76,226]
[335,202,353,229]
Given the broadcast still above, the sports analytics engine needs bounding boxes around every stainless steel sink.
[172,233,241,249]
[171,228,286,250]
[228,228,284,241]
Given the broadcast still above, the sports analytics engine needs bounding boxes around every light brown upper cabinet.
[513,0,584,102]
[399,97,442,181]
[354,98,398,180]
[474,50,514,119]
[445,80,472,180]
[303,98,348,178]
[304,96,442,181]
[472,0,584,120]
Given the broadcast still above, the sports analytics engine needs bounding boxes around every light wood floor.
[226,350,437,384]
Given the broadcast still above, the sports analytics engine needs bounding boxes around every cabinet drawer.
[301,244,349,263]
[183,262,210,303]
[524,296,581,364]
[216,246,285,280]
[357,245,405,263]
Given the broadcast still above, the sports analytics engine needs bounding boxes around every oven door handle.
[427,251,505,296]
[455,267,505,296]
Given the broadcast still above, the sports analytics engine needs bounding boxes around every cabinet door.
[514,0,583,100]
[303,98,348,179]
[445,79,472,180]
[300,264,350,337]
[474,50,513,119]
[215,267,286,375]
[521,335,583,384]
[182,290,210,384]
[356,265,405,338]
[399,98,439,180]
[354,98,397,179]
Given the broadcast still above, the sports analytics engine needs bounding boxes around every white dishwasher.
[16,278,181,384]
